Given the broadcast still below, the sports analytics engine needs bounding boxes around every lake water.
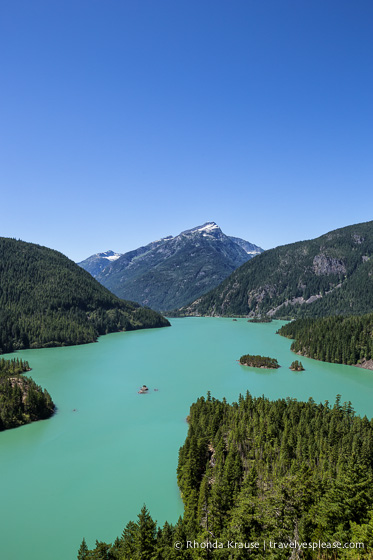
[1,317,373,560]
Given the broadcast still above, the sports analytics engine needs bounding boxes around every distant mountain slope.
[227,236,264,256]
[0,238,169,354]
[78,223,263,311]
[178,220,373,318]
[78,250,122,277]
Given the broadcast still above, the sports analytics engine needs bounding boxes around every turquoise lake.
[1,317,373,560]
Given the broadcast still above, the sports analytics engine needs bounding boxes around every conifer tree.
[134,505,157,560]
[77,538,89,560]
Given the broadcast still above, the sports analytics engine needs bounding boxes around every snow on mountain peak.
[196,222,220,233]
[180,222,221,236]
[104,254,121,261]
[96,251,122,261]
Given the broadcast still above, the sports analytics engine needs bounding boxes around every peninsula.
[0,358,55,431]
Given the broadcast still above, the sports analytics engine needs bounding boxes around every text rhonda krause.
[186,541,259,550]
[184,540,365,551]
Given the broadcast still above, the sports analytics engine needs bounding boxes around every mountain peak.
[180,222,221,236]
[95,251,122,262]
[195,222,220,233]
[79,224,263,311]
[180,219,373,318]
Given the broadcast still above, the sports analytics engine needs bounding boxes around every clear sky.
[1,0,372,262]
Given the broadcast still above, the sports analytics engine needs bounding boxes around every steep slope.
[0,238,170,354]
[228,235,264,256]
[79,223,263,312]
[77,250,122,277]
[179,220,373,318]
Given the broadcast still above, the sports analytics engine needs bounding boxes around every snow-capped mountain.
[78,223,263,311]
[78,250,122,277]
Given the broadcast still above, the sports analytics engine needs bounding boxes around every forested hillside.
[278,314,373,366]
[78,393,373,559]
[177,220,373,319]
[0,358,54,430]
[0,238,169,354]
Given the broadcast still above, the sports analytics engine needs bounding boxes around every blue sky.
[1,0,372,261]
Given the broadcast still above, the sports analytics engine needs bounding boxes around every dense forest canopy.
[0,358,54,430]
[239,354,279,368]
[79,393,373,559]
[277,313,373,366]
[177,220,373,319]
[0,237,170,354]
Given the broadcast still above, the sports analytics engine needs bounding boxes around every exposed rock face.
[354,359,373,370]
[178,220,373,318]
[313,254,346,276]
[353,234,365,244]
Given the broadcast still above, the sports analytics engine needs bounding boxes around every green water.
[1,317,373,560]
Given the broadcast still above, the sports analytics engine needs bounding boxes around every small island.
[247,317,272,323]
[290,360,305,371]
[239,354,280,369]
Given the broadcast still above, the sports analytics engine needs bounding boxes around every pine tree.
[77,537,89,560]
[120,520,138,559]
[134,505,157,560]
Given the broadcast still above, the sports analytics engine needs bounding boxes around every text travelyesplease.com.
[173,539,365,551]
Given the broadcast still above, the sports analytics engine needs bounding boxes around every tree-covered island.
[290,360,305,371]
[0,358,55,431]
[239,354,280,368]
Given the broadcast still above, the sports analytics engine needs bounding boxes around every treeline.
[78,393,373,559]
[0,238,170,354]
[0,357,30,376]
[277,313,373,365]
[0,358,54,430]
[239,354,279,368]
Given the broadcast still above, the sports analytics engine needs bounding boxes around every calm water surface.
[1,318,373,560]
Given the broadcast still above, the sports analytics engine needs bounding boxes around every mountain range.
[78,223,263,312]
[178,220,373,318]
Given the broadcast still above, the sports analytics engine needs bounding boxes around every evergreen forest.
[178,220,373,319]
[278,313,373,366]
[77,393,373,559]
[0,238,170,354]
[0,358,54,430]
[239,354,279,368]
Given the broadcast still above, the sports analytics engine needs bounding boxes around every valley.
[1,318,372,560]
